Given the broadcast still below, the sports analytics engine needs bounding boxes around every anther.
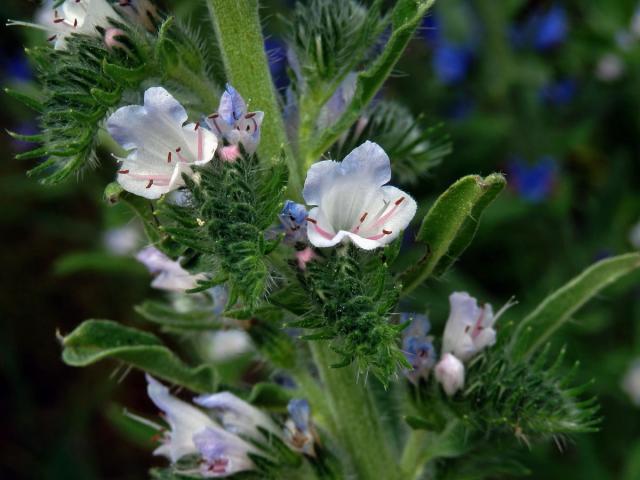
[48,35,57,42]
[194,122,200,130]
[382,229,392,235]
[395,197,406,205]
[175,147,181,152]
[306,217,317,224]
[146,179,154,189]
[245,112,256,119]
[118,169,129,174]
[360,212,368,223]
[167,152,172,163]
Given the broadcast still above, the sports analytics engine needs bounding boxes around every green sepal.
[4,87,43,112]
[61,320,217,393]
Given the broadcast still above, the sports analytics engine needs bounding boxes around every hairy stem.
[310,341,399,480]
[206,0,303,193]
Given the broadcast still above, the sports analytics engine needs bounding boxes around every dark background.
[1,0,639,479]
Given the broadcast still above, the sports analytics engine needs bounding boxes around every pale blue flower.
[107,87,217,199]
[303,141,417,250]
[401,313,437,384]
[136,246,205,292]
[205,84,264,156]
[284,398,315,456]
[194,391,283,441]
[193,427,258,477]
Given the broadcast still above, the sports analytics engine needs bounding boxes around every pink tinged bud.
[219,144,241,162]
[104,27,129,52]
[295,247,315,270]
[435,353,465,397]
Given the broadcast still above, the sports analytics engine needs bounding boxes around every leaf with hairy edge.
[61,320,217,393]
[307,0,435,162]
[401,174,506,295]
[510,253,640,361]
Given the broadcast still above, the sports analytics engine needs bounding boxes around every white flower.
[146,375,217,463]
[107,87,217,199]
[194,391,282,441]
[434,353,465,397]
[208,330,253,361]
[205,84,264,157]
[136,246,205,292]
[622,359,640,407]
[103,224,140,255]
[193,427,258,478]
[596,53,624,82]
[302,141,417,250]
[27,0,117,50]
[442,292,514,362]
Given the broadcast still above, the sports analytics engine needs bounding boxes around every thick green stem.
[400,430,429,479]
[206,0,303,193]
[310,341,399,480]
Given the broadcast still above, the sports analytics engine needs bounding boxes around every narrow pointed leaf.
[61,320,217,392]
[510,253,640,360]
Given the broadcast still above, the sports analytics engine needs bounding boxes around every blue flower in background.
[432,42,473,85]
[511,5,568,52]
[2,53,33,83]
[540,78,577,106]
[401,313,437,384]
[420,14,441,47]
[507,156,558,203]
[535,5,568,50]
[265,37,289,91]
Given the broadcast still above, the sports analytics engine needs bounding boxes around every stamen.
[306,217,334,240]
[197,125,203,161]
[370,196,406,230]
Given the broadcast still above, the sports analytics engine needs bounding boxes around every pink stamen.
[196,125,203,161]
[370,196,405,230]
[366,229,392,241]
[471,308,486,339]
[306,217,334,240]
[175,147,188,163]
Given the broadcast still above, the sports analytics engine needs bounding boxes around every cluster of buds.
[145,376,315,477]
[402,292,514,396]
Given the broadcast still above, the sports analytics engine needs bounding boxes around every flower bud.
[435,353,465,397]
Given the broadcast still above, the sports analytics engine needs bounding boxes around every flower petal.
[146,375,215,463]
[218,84,247,125]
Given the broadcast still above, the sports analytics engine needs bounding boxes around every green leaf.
[401,173,506,295]
[307,0,435,162]
[135,300,220,330]
[207,0,301,190]
[61,320,217,393]
[54,251,147,276]
[510,253,640,360]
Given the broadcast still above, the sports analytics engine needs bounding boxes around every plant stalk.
[206,0,303,194]
[310,341,399,480]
